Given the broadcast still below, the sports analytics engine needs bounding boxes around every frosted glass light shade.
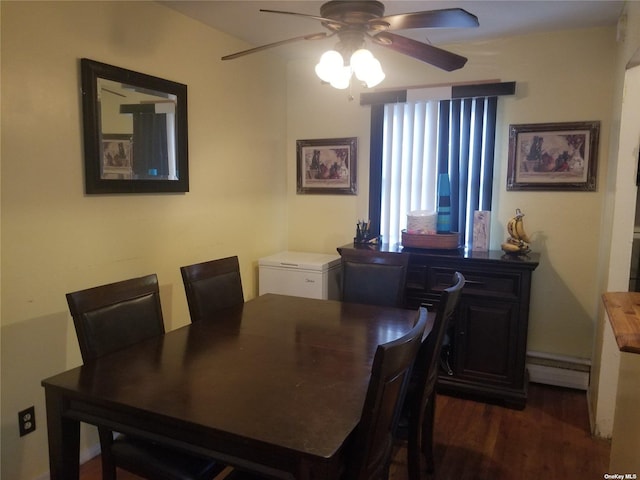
[329,66,352,89]
[315,50,344,83]
[363,58,385,88]
[350,49,374,75]
[315,47,385,89]
[351,50,385,88]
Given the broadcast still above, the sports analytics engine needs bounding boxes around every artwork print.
[101,134,133,180]
[507,122,599,191]
[296,137,357,194]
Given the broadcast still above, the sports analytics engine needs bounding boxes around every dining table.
[42,293,422,480]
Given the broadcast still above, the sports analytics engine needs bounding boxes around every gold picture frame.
[507,121,599,191]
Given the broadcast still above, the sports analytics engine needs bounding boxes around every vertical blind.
[372,95,498,247]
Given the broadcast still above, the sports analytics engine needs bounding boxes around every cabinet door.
[405,263,440,309]
[453,298,522,388]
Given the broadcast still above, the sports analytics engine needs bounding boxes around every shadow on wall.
[0,312,78,479]
[528,232,595,359]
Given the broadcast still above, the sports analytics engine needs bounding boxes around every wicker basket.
[401,230,461,250]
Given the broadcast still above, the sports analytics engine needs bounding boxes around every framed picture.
[507,121,599,191]
[296,137,357,195]
[101,134,133,180]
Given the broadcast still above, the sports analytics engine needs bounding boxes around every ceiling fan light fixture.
[223,3,476,79]
[362,60,385,88]
[350,48,374,72]
[350,49,385,87]
[315,50,344,83]
[316,47,386,90]
[329,65,352,89]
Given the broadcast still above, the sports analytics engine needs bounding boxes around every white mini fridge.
[258,251,342,300]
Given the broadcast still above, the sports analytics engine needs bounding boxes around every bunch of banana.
[501,208,531,254]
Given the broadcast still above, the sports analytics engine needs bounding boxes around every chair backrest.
[408,272,465,421]
[341,250,410,308]
[346,308,427,480]
[180,255,244,322]
[66,274,165,362]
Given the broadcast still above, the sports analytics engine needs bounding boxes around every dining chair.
[341,249,410,308]
[218,306,428,480]
[66,273,224,480]
[402,271,465,480]
[180,255,244,322]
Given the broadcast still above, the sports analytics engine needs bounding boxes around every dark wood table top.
[42,294,420,479]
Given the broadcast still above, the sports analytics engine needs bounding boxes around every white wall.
[0,2,287,478]
[286,26,616,360]
[609,350,640,471]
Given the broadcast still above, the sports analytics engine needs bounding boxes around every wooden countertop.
[602,292,640,354]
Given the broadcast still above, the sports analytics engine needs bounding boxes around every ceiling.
[161,1,625,63]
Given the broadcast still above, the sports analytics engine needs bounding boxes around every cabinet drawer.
[429,267,520,300]
[406,264,428,290]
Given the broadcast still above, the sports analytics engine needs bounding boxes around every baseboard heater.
[526,351,590,390]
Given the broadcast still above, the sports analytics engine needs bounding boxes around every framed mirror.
[81,58,189,193]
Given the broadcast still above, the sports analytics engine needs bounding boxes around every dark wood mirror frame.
[81,58,189,194]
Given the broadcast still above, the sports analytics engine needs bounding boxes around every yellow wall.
[0,1,633,477]
[0,2,287,478]
[286,27,617,360]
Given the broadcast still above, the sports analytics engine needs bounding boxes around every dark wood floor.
[79,383,610,480]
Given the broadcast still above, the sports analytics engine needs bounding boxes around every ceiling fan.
[221,1,479,73]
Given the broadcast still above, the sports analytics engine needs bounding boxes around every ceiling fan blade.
[377,8,479,31]
[222,32,330,61]
[259,9,348,30]
[373,32,467,71]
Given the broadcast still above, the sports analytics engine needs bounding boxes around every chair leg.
[421,393,436,474]
[97,428,117,480]
[406,408,422,480]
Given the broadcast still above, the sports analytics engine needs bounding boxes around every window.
[365,84,513,248]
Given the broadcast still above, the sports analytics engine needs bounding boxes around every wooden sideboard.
[338,244,540,408]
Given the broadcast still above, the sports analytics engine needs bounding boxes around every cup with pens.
[354,219,381,245]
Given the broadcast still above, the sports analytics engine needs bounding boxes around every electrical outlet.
[18,406,36,436]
